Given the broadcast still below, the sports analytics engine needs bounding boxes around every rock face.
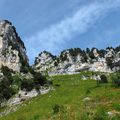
[34,51,57,73]
[33,47,120,75]
[0,20,28,72]
[7,87,51,106]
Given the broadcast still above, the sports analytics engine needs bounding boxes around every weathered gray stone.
[0,20,28,72]
[34,48,120,75]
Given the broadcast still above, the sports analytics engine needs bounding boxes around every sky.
[0,0,120,64]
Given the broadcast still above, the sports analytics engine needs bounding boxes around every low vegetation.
[0,71,120,120]
[0,66,48,105]
[100,74,108,83]
[111,71,120,87]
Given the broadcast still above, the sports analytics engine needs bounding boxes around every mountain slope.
[1,73,120,120]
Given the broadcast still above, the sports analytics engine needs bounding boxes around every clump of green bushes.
[100,74,108,83]
[52,104,65,114]
[96,74,108,87]
[0,66,49,105]
[111,71,120,87]
[93,107,108,120]
[0,66,16,103]
[21,78,34,91]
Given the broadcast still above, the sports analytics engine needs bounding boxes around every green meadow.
[1,72,120,120]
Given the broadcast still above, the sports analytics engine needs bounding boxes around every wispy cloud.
[24,0,120,63]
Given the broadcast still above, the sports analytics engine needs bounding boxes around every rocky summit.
[33,47,120,75]
[0,20,28,72]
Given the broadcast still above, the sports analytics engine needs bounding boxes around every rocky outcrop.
[0,20,28,72]
[34,51,58,74]
[33,47,120,75]
[7,87,51,106]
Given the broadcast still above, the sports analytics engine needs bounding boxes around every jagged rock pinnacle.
[0,20,28,71]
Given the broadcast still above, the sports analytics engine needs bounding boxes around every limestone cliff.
[33,47,120,75]
[0,20,28,72]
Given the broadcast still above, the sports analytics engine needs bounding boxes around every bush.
[106,57,113,69]
[0,77,15,100]
[93,107,108,120]
[0,66,48,101]
[52,104,65,114]
[29,67,35,74]
[21,78,34,91]
[100,75,108,83]
[20,66,35,74]
[85,88,91,95]
[52,104,61,114]
[111,115,120,120]
[80,112,89,120]
[112,103,120,111]
[34,114,40,120]
[0,66,17,102]
[12,74,22,88]
[111,72,120,87]
[1,66,13,81]
[20,66,29,74]
[33,72,47,86]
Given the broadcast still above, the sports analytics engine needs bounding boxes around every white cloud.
[24,0,120,63]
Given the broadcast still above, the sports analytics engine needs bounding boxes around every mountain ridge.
[33,46,120,75]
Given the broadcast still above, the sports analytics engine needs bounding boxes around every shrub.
[29,67,35,74]
[0,76,15,101]
[12,74,22,88]
[46,80,53,85]
[52,104,61,114]
[52,104,65,114]
[35,84,40,93]
[33,114,40,120]
[17,116,25,120]
[100,75,108,83]
[112,103,120,111]
[0,66,17,102]
[80,112,89,120]
[21,78,34,91]
[106,57,113,69]
[54,83,61,87]
[111,115,120,120]
[111,72,120,87]
[1,66,13,81]
[93,107,108,120]
[33,72,47,86]
[0,66,48,101]
[20,66,29,74]
[85,88,91,95]
[54,61,58,66]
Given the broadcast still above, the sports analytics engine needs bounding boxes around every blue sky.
[0,0,120,64]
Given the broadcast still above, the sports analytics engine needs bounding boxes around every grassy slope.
[1,73,120,120]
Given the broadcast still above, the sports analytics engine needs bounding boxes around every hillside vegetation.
[1,72,120,120]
